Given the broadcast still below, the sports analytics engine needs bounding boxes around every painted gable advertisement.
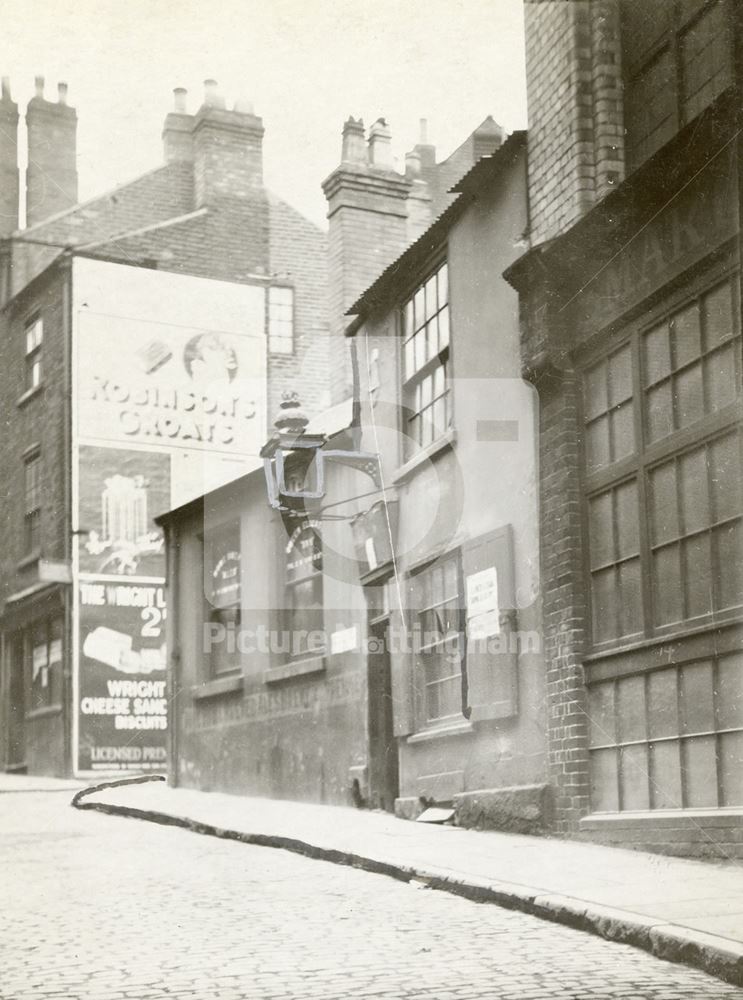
[72,257,266,774]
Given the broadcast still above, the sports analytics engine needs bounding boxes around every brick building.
[0,78,329,777]
[506,0,743,857]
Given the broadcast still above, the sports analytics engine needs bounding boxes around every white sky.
[1,0,527,228]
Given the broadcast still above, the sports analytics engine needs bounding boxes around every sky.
[1,0,528,228]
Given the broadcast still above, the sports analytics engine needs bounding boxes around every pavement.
[52,772,743,988]
[4,784,741,1000]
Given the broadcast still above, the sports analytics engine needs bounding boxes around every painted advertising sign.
[72,258,266,774]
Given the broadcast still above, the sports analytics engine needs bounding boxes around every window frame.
[581,258,742,653]
[24,314,43,391]
[268,285,295,356]
[410,550,465,728]
[399,259,452,459]
[202,522,243,679]
[283,518,325,662]
[621,0,734,172]
[23,450,42,556]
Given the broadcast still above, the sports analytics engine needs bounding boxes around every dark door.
[6,635,26,771]
[367,620,398,811]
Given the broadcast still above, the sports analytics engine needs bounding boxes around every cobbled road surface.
[1,791,742,1000]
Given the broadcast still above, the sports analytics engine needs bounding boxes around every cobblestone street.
[0,792,741,1000]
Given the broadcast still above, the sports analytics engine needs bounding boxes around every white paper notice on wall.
[365,537,378,572]
[32,644,48,682]
[466,567,500,638]
[330,626,358,655]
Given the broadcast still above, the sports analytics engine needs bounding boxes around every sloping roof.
[346,130,526,325]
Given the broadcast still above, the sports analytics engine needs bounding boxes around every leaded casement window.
[412,553,464,725]
[583,268,742,648]
[268,286,294,355]
[620,0,733,172]
[588,652,743,811]
[24,451,42,555]
[24,315,43,390]
[401,262,451,455]
[284,521,324,660]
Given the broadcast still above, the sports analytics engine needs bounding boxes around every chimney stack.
[26,75,78,227]
[0,76,19,237]
[192,79,265,203]
[162,87,194,163]
[322,115,412,403]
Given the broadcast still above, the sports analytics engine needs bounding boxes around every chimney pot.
[57,82,68,105]
[203,78,225,109]
[173,87,187,113]
[368,117,392,169]
[34,75,44,99]
[405,150,421,177]
[419,118,428,144]
[341,116,366,164]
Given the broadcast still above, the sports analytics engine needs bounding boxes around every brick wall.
[0,81,19,237]
[524,0,624,245]
[0,264,70,608]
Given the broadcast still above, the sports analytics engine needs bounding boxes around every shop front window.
[284,521,324,660]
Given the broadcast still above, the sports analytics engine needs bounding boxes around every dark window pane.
[710,433,741,523]
[585,362,608,419]
[717,652,743,731]
[620,744,650,810]
[714,519,743,610]
[617,675,647,742]
[616,480,640,557]
[592,568,616,643]
[683,533,713,619]
[703,281,734,349]
[618,558,643,636]
[611,402,635,461]
[591,749,619,812]
[625,48,675,168]
[589,492,614,567]
[681,1,731,123]
[650,460,679,545]
[644,323,671,386]
[588,683,616,747]
[705,344,737,411]
[684,735,718,808]
[586,417,611,471]
[438,305,449,349]
[651,740,683,809]
[609,345,633,405]
[681,661,715,734]
[672,302,702,369]
[720,732,743,807]
[679,445,710,534]
[647,668,678,740]
[674,363,704,428]
[653,543,683,626]
[647,382,674,442]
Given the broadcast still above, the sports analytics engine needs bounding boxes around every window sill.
[191,674,243,701]
[392,428,456,484]
[25,704,63,721]
[16,550,42,571]
[17,383,45,408]
[264,654,326,684]
[407,718,473,745]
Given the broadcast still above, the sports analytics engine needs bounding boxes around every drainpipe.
[165,522,180,786]
[61,254,73,776]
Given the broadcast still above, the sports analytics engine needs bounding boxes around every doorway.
[367,619,399,811]
[6,634,26,772]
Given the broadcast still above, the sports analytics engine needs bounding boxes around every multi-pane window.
[25,315,43,390]
[621,0,733,171]
[29,619,62,711]
[583,271,741,647]
[412,554,463,724]
[285,521,323,659]
[643,282,737,442]
[588,652,743,811]
[402,262,451,455]
[24,453,41,554]
[268,286,294,354]
[204,523,242,677]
